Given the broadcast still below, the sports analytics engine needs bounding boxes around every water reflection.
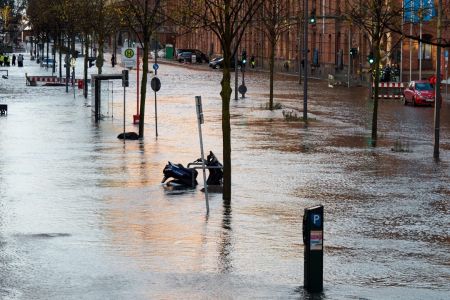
[218,204,233,273]
[0,58,449,298]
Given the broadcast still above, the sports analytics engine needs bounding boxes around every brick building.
[173,0,449,82]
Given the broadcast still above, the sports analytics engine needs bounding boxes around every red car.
[403,80,436,106]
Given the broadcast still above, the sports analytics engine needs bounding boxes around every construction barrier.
[372,82,406,99]
[25,73,81,86]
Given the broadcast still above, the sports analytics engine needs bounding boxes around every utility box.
[303,205,324,293]
[165,44,174,59]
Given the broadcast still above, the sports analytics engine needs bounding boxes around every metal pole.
[419,0,423,80]
[73,67,75,99]
[195,96,209,214]
[409,0,412,82]
[400,3,404,82]
[235,55,238,100]
[303,0,309,120]
[111,81,114,119]
[123,85,126,143]
[433,0,442,160]
[154,89,158,137]
[137,47,140,117]
[348,28,351,88]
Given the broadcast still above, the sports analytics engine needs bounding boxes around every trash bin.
[78,80,84,89]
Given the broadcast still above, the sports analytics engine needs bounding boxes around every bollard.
[303,205,324,293]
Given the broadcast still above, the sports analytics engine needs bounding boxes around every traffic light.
[309,9,316,25]
[242,50,247,65]
[122,70,129,87]
[350,48,358,58]
[367,52,374,65]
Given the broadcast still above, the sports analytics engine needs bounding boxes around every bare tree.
[117,0,164,139]
[176,0,263,202]
[257,0,294,110]
[345,0,402,146]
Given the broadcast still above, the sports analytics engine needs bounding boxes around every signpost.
[151,76,161,137]
[70,57,76,98]
[195,96,209,214]
[121,47,137,68]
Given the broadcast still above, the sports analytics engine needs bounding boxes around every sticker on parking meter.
[310,230,323,251]
[311,213,322,228]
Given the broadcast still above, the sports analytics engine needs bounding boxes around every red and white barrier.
[26,75,81,86]
[372,82,406,99]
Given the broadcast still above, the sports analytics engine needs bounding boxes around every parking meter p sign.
[311,213,322,228]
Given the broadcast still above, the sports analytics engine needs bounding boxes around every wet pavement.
[0,51,449,299]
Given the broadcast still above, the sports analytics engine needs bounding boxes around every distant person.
[111,54,116,67]
[0,54,3,66]
[12,54,16,66]
[250,55,255,68]
[4,56,9,67]
[17,54,24,67]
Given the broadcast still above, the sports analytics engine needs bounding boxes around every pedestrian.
[12,54,16,66]
[111,54,116,67]
[250,55,255,68]
[429,74,437,87]
[17,54,23,67]
[4,56,9,67]
[0,54,3,67]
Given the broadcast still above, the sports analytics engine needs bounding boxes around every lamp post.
[303,0,309,121]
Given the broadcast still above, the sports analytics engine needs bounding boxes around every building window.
[420,34,432,60]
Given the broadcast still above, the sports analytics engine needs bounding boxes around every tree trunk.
[139,35,150,139]
[97,33,105,75]
[371,41,381,147]
[221,65,232,203]
[58,34,62,79]
[269,40,276,110]
[84,35,89,98]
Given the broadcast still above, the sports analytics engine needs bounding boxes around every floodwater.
[0,52,449,299]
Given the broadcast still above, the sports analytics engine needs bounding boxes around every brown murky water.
[0,54,449,299]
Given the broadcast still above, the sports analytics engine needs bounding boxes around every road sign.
[122,47,137,68]
[311,213,322,227]
[238,84,247,95]
[153,63,159,71]
[151,77,161,92]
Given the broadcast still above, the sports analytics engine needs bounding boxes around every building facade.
[173,0,449,82]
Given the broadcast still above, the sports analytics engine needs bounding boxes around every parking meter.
[303,205,323,293]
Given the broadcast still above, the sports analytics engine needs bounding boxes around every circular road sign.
[151,77,161,92]
[238,84,247,95]
[124,48,135,59]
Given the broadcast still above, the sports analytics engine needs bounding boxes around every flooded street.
[0,53,449,299]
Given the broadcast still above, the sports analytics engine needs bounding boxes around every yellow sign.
[124,48,135,59]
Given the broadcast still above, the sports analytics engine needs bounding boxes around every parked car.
[40,58,57,68]
[208,56,242,69]
[178,51,193,62]
[403,80,437,106]
[176,49,209,63]
[209,57,223,69]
